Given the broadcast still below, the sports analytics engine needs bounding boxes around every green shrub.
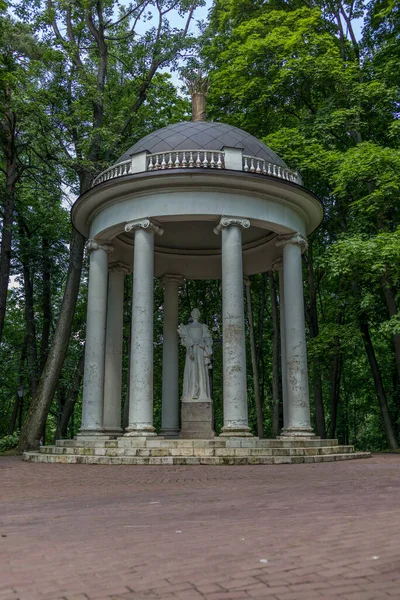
[0,431,20,453]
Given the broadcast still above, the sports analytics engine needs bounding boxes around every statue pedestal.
[180,401,215,439]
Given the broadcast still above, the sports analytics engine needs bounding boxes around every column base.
[78,428,106,436]
[219,426,253,438]
[76,435,115,441]
[103,427,123,437]
[77,429,113,441]
[124,425,157,437]
[160,428,180,438]
[280,426,315,438]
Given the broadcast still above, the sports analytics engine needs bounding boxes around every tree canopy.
[1,0,399,452]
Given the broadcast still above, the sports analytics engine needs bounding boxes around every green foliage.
[0,430,19,453]
[1,0,400,452]
[0,0,197,443]
[201,0,400,449]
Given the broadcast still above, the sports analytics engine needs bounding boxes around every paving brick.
[219,578,259,590]
[205,593,250,600]
[193,584,223,594]
[0,454,399,600]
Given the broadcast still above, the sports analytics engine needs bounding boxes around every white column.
[124,218,163,437]
[103,262,129,435]
[272,259,288,430]
[161,274,183,437]
[80,239,113,435]
[276,233,314,437]
[214,216,252,437]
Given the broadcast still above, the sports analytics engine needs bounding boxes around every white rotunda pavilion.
[23,96,371,464]
[72,110,322,441]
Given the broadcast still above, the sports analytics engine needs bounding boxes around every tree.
[0,16,44,346]
[17,0,201,451]
[201,0,400,448]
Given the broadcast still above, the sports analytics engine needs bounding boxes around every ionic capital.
[272,258,283,272]
[125,218,163,236]
[108,261,130,275]
[275,233,308,253]
[213,215,250,235]
[243,276,251,287]
[161,273,184,286]
[86,239,114,254]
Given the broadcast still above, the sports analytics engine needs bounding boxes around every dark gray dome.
[118,121,287,167]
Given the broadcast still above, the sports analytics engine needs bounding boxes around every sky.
[133,0,211,37]
[129,0,364,88]
[132,0,212,89]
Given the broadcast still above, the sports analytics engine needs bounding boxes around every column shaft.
[126,227,156,436]
[80,241,112,435]
[161,276,182,436]
[282,237,314,436]
[103,266,126,435]
[219,222,251,436]
[277,266,289,429]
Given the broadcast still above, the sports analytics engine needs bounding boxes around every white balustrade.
[91,159,132,187]
[243,155,302,185]
[91,150,303,189]
[146,150,225,171]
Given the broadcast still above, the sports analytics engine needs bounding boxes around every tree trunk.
[8,393,21,436]
[245,278,264,437]
[18,227,86,452]
[40,237,52,373]
[306,243,326,437]
[54,385,66,443]
[8,335,28,434]
[0,108,17,346]
[70,408,75,439]
[24,273,38,398]
[381,275,400,380]
[268,271,280,437]
[352,280,398,450]
[359,319,398,450]
[329,312,343,439]
[18,220,39,398]
[56,350,85,439]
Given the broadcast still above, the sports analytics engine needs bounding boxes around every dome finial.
[185,71,209,122]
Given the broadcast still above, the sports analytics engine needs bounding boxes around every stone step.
[55,439,119,448]
[24,451,371,465]
[55,437,340,450]
[40,444,354,457]
[224,439,339,448]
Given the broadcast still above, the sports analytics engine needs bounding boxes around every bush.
[0,431,20,453]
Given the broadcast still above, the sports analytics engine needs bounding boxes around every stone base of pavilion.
[23,437,371,465]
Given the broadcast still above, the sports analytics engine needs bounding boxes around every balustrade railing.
[147,150,224,171]
[92,159,131,187]
[243,155,302,185]
[91,150,302,188]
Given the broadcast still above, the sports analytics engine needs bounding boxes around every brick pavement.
[0,454,399,600]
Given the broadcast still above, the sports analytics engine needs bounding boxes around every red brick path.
[0,454,399,600]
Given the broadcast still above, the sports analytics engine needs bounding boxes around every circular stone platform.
[23,438,370,465]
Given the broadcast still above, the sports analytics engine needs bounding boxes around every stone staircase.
[23,437,371,465]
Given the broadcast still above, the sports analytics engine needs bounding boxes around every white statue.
[178,308,213,402]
